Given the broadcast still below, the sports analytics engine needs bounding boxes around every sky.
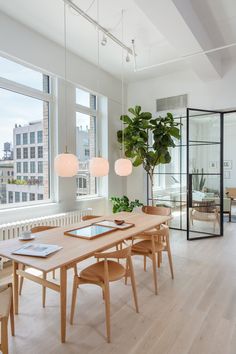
[0,57,44,158]
[0,88,43,158]
[0,56,91,159]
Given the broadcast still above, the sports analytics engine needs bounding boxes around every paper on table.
[12,243,62,258]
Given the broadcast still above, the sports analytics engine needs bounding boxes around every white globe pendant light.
[88,1,109,178]
[114,10,132,177]
[90,157,109,177]
[54,148,78,177]
[115,158,132,176]
[54,3,78,177]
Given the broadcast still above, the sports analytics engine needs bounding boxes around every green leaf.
[169,127,181,139]
[128,107,136,115]
[140,112,152,120]
[120,115,132,124]
[135,105,141,115]
[133,156,143,167]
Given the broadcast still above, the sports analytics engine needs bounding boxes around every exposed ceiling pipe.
[63,0,133,55]
[133,41,236,72]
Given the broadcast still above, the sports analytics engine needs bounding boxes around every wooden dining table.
[0,211,170,343]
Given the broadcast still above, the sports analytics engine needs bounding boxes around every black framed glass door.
[187,108,223,240]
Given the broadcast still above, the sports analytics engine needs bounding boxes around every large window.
[0,56,51,207]
[0,56,48,91]
[76,88,97,197]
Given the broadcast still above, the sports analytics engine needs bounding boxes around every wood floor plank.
[1,222,236,354]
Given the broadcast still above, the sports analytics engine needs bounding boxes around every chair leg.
[1,317,9,354]
[10,289,15,336]
[125,258,129,285]
[19,264,26,295]
[158,252,162,268]
[74,264,78,276]
[70,277,78,325]
[128,257,139,313]
[116,244,120,263]
[167,247,174,279]
[104,281,111,343]
[52,269,56,279]
[151,252,158,295]
[144,255,146,271]
[42,272,46,308]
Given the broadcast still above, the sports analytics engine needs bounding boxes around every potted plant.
[117,106,181,206]
[110,196,143,213]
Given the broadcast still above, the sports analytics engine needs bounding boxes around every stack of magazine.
[12,243,62,258]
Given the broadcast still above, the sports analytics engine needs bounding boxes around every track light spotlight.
[101,34,107,46]
[126,52,130,62]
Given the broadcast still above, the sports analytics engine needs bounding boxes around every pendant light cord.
[97,0,101,157]
[121,9,125,158]
[64,2,68,153]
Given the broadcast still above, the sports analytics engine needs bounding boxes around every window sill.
[0,201,57,214]
[76,195,106,202]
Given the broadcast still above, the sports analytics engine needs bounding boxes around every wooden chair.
[0,283,15,354]
[142,205,171,221]
[141,205,172,266]
[81,215,121,259]
[131,224,173,295]
[190,208,220,231]
[70,246,139,343]
[19,226,57,307]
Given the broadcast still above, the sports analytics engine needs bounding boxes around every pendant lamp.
[54,2,79,177]
[90,157,109,177]
[115,10,132,177]
[89,0,109,177]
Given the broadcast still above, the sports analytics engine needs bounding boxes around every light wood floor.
[1,222,236,354]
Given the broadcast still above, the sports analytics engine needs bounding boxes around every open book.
[12,243,62,258]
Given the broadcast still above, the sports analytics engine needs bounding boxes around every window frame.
[75,87,98,199]
[0,56,55,210]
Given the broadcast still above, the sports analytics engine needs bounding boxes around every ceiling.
[0,0,236,82]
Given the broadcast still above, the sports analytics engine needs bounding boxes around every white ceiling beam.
[134,0,222,81]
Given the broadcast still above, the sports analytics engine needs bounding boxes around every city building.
[76,124,96,196]
[6,121,48,203]
[0,160,14,204]
[2,142,13,160]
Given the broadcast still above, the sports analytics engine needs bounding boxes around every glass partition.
[148,116,187,230]
[187,109,223,240]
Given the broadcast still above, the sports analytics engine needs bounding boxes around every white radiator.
[0,208,93,268]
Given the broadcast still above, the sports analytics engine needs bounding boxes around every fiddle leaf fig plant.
[110,196,143,213]
[117,106,181,206]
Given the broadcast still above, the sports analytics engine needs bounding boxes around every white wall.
[0,11,125,223]
[127,62,236,202]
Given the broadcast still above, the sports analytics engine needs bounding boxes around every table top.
[0,212,170,272]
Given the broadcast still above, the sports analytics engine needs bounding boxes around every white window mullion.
[0,76,53,103]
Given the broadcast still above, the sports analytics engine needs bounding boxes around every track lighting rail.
[63,0,133,56]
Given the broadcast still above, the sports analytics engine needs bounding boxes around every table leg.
[60,266,67,343]
[13,261,19,314]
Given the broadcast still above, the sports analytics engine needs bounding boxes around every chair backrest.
[94,245,131,260]
[0,283,12,318]
[133,224,169,242]
[81,215,101,221]
[142,205,171,216]
[226,188,236,199]
[31,225,57,233]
